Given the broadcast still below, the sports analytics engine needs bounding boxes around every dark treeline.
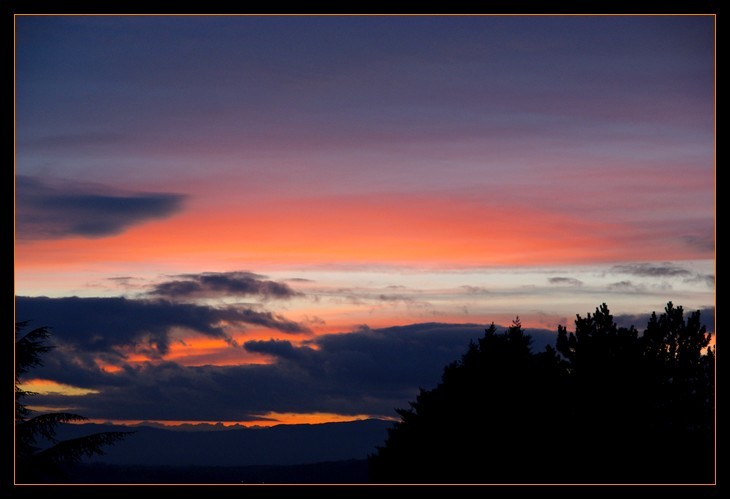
[368,302,714,484]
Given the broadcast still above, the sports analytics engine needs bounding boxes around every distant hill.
[52,419,392,468]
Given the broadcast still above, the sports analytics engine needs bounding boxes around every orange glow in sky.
[15,191,705,277]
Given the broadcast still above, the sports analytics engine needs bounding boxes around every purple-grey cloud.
[15,295,309,357]
[683,234,715,253]
[610,262,692,278]
[16,175,186,239]
[547,277,584,287]
[149,271,301,300]
[607,280,643,292]
[243,339,316,361]
[683,273,715,288]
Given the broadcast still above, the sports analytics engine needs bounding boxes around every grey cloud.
[31,361,323,422]
[28,347,135,390]
[149,271,301,300]
[683,234,715,253]
[319,288,431,310]
[16,175,186,239]
[376,294,422,306]
[683,273,715,288]
[609,262,713,290]
[547,277,584,287]
[107,276,141,283]
[607,280,644,292]
[459,285,490,295]
[15,295,309,357]
[377,294,407,302]
[610,262,692,278]
[244,339,316,361]
[300,315,327,328]
[216,308,309,335]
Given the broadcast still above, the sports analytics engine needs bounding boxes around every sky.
[14,15,715,427]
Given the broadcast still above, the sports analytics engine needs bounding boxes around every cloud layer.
[548,277,584,287]
[20,318,564,421]
[611,263,693,278]
[15,295,310,358]
[16,175,186,239]
[609,262,714,289]
[18,295,714,422]
[149,271,301,300]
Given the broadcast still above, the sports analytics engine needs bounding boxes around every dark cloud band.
[548,277,584,286]
[15,296,310,357]
[610,262,692,278]
[16,175,186,239]
[20,306,714,422]
[26,323,502,420]
[149,271,301,300]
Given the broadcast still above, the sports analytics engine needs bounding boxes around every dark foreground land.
[65,459,369,484]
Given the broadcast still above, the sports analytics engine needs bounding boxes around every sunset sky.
[15,15,714,427]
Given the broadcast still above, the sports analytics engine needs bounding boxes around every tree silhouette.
[555,302,714,483]
[15,322,133,483]
[368,303,714,484]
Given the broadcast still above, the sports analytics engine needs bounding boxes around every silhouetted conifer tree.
[15,322,133,483]
[369,303,714,484]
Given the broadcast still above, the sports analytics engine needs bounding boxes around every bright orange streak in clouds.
[15,192,705,272]
[164,335,274,366]
[84,413,396,429]
[97,327,321,367]
[240,412,396,427]
[103,334,283,367]
[19,379,100,396]
[96,363,123,374]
